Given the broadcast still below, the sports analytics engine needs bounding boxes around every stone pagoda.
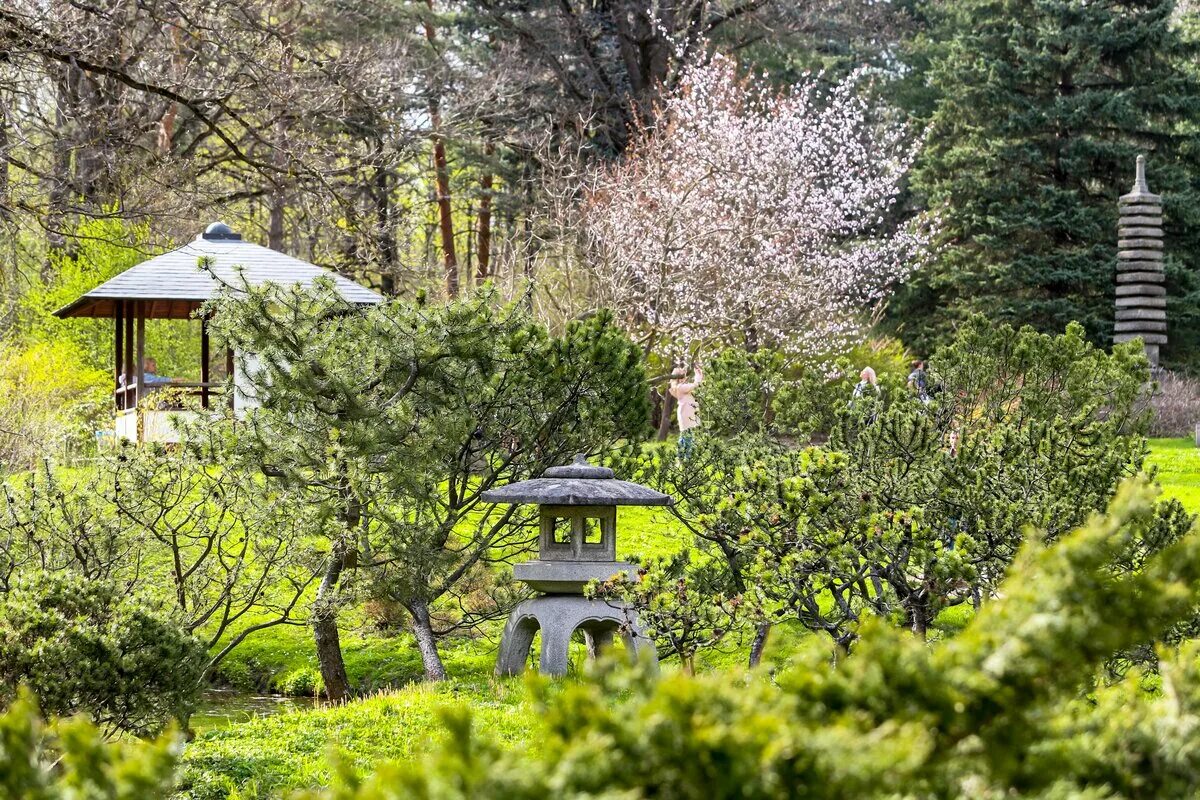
[482,455,669,676]
[1114,155,1167,366]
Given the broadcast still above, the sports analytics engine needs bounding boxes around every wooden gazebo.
[55,221,382,442]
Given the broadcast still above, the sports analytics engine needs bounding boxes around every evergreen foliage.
[629,319,1156,659]
[308,478,1200,799]
[206,279,649,688]
[17,478,1200,799]
[0,690,178,800]
[894,0,1200,368]
[0,574,204,736]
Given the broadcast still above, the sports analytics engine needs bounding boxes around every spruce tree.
[892,0,1200,368]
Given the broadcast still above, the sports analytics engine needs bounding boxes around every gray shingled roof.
[55,222,383,319]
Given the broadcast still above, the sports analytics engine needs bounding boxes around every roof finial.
[201,221,242,241]
[1133,155,1150,195]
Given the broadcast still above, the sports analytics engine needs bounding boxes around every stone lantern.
[482,455,670,676]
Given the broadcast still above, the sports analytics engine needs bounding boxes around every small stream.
[192,688,323,732]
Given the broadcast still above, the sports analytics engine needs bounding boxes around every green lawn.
[179,680,537,799]
[1147,437,1200,513]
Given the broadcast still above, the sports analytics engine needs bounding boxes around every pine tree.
[892,0,1200,368]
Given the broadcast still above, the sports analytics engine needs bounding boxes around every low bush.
[0,689,178,800]
[0,573,205,736]
[1149,369,1200,437]
[14,478,1200,799]
[304,478,1200,800]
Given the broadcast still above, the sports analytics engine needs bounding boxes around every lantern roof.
[53,221,382,319]
[481,455,671,507]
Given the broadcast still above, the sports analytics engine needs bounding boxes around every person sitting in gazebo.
[142,357,171,385]
[119,357,171,387]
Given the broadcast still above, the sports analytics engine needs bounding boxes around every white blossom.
[580,54,932,356]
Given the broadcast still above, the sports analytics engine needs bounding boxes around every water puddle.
[192,688,323,732]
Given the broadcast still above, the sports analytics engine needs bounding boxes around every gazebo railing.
[115,381,226,411]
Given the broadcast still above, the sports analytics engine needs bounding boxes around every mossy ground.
[179,680,536,799]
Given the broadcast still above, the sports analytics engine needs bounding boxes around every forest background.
[6,0,1200,467]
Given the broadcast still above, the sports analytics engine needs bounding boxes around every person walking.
[851,366,880,402]
[907,360,930,404]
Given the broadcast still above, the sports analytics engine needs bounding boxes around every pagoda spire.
[1113,155,1166,366]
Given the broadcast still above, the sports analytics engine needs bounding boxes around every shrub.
[639,318,1155,664]
[0,689,178,799]
[307,479,1200,800]
[13,479,1200,799]
[1149,369,1200,437]
[0,340,108,471]
[0,573,205,736]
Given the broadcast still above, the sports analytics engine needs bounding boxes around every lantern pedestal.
[495,595,657,676]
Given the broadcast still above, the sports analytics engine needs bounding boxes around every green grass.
[1147,437,1200,513]
[212,626,497,696]
[179,679,537,799]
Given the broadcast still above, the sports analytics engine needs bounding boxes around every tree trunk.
[910,608,928,641]
[45,67,74,271]
[424,1,458,297]
[655,388,675,441]
[0,92,9,220]
[477,151,494,285]
[268,192,285,251]
[408,598,448,681]
[521,159,536,294]
[374,161,397,294]
[748,622,771,668]
[267,49,292,253]
[313,548,351,701]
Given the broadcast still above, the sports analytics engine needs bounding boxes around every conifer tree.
[894,0,1200,368]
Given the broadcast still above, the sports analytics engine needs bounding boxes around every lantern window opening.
[538,504,617,562]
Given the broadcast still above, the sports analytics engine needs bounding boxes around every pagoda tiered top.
[54,222,382,320]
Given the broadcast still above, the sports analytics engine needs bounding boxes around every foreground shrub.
[310,478,1200,799]
[15,478,1200,798]
[0,574,205,736]
[0,690,178,799]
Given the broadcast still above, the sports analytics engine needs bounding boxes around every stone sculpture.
[483,455,669,676]
[1114,155,1167,366]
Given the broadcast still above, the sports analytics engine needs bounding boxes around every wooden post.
[135,302,145,418]
[114,301,124,407]
[200,315,210,409]
[123,300,134,411]
[225,349,235,410]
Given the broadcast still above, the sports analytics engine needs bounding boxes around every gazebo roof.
[54,222,383,319]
